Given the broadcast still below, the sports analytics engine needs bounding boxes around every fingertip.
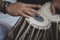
[22,13,30,18]
[38,5,42,7]
[52,12,55,15]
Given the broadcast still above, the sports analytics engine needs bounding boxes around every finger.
[26,4,42,8]
[51,4,56,15]
[18,12,30,18]
[23,10,35,16]
[29,8,39,14]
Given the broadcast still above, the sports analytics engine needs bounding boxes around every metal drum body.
[40,2,60,40]
[8,2,60,40]
[8,11,51,40]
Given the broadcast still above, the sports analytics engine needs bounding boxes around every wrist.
[1,1,11,14]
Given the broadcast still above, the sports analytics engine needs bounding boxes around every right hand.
[6,2,42,17]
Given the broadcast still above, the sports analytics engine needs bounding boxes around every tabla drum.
[8,11,51,40]
[40,2,60,40]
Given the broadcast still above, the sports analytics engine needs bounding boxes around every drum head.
[26,12,50,29]
[40,2,60,22]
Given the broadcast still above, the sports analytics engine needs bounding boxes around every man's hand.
[6,2,41,17]
[51,4,56,15]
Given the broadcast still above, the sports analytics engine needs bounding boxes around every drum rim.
[26,13,51,29]
[40,2,60,22]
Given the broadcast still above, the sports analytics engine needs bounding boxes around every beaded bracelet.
[1,1,11,14]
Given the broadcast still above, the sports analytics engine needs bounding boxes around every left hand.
[51,4,56,15]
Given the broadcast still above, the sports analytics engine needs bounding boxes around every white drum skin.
[26,13,51,29]
[40,2,60,22]
[40,2,60,31]
[40,2,60,40]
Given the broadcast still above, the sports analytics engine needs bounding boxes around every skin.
[51,0,60,14]
[6,2,41,17]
